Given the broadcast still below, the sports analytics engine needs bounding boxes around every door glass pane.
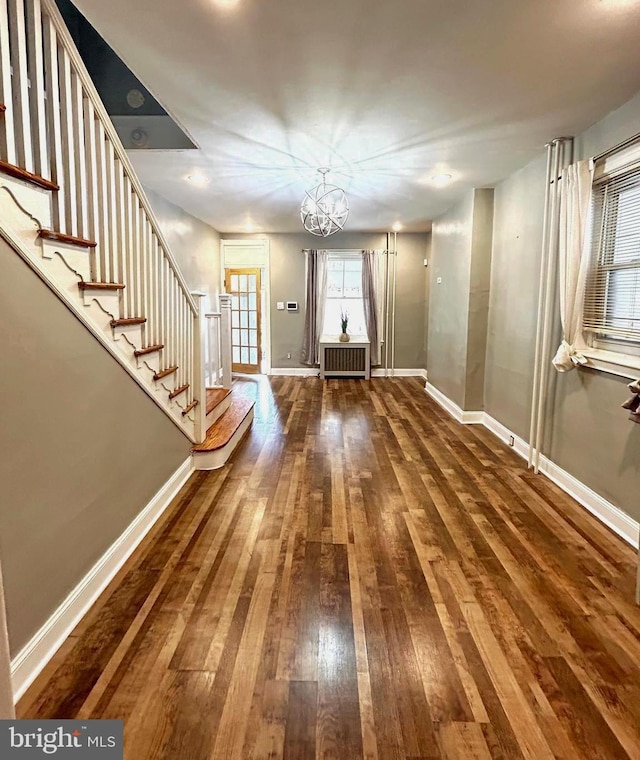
[232,328,240,344]
[249,293,257,311]
[232,311,240,328]
[233,347,240,363]
[241,329,249,346]
[248,274,257,290]
[239,274,248,291]
[240,294,248,310]
[249,329,257,347]
[241,347,249,364]
[250,348,257,364]
[240,311,248,328]
[249,312,257,329]
[231,274,239,291]
[232,294,239,310]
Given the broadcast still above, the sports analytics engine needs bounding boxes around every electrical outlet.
[509,435,515,447]
[287,352,291,359]
[436,276,442,284]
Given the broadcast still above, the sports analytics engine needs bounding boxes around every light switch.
[276,301,285,310]
[436,277,442,284]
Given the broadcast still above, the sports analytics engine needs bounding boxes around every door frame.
[220,239,271,374]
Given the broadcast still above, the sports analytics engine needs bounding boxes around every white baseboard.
[372,368,428,379]
[425,382,639,549]
[270,368,428,379]
[11,457,195,702]
[269,367,318,376]
[424,382,484,424]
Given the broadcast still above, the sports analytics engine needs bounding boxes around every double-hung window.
[322,254,367,336]
[583,158,640,364]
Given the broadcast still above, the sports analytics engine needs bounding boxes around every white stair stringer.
[0,182,197,442]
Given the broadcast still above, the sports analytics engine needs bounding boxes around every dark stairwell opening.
[54,0,197,151]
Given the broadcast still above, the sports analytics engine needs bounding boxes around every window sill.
[581,348,640,380]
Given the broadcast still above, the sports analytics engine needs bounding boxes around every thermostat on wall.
[286,301,298,311]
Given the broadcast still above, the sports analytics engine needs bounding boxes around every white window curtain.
[552,160,594,372]
[301,250,328,365]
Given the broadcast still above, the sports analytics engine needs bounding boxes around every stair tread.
[206,387,232,415]
[39,229,97,248]
[111,317,146,327]
[134,343,164,357]
[193,396,254,452]
[169,383,189,400]
[182,400,198,416]
[153,365,178,380]
[0,159,59,191]
[78,281,125,291]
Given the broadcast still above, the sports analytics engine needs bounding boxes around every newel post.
[219,293,233,390]
[192,292,208,443]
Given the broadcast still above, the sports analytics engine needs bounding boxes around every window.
[583,164,640,355]
[322,255,367,336]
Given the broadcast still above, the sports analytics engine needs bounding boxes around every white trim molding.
[11,457,195,702]
[424,382,484,424]
[269,367,319,376]
[372,368,428,379]
[425,383,639,549]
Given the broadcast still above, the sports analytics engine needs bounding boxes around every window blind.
[583,165,640,342]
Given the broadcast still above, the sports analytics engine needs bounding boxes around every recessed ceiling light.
[245,221,255,232]
[392,222,403,232]
[187,173,209,187]
[214,0,240,8]
[431,173,453,187]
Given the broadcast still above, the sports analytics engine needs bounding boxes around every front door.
[225,267,262,374]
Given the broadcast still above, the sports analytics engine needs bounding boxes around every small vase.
[339,332,350,342]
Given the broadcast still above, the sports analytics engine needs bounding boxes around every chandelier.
[300,168,349,237]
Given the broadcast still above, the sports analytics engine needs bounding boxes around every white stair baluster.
[0,0,17,164]
[25,0,48,179]
[8,0,33,172]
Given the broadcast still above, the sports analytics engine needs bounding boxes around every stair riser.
[111,323,144,349]
[206,394,232,427]
[0,175,53,232]
[40,239,91,280]
[193,409,254,470]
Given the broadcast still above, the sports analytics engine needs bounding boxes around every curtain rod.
[301,248,390,253]
[593,130,640,162]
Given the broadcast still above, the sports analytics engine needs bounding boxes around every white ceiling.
[73,0,640,233]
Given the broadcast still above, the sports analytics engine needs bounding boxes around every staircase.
[0,0,252,467]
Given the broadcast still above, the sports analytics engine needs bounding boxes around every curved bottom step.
[192,395,254,470]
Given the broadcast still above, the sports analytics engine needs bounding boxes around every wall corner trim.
[425,383,639,550]
[10,457,195,703]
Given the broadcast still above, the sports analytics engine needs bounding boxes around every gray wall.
[428,190,494,409]
[0,240,191,654]
[485,91,640,523]
[145,187,221,307]
[221,231,430,370]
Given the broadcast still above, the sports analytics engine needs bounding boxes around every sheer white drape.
[301,250,328,365]
[552,160,593,372]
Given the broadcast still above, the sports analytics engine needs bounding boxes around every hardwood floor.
[19,377,640,759]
